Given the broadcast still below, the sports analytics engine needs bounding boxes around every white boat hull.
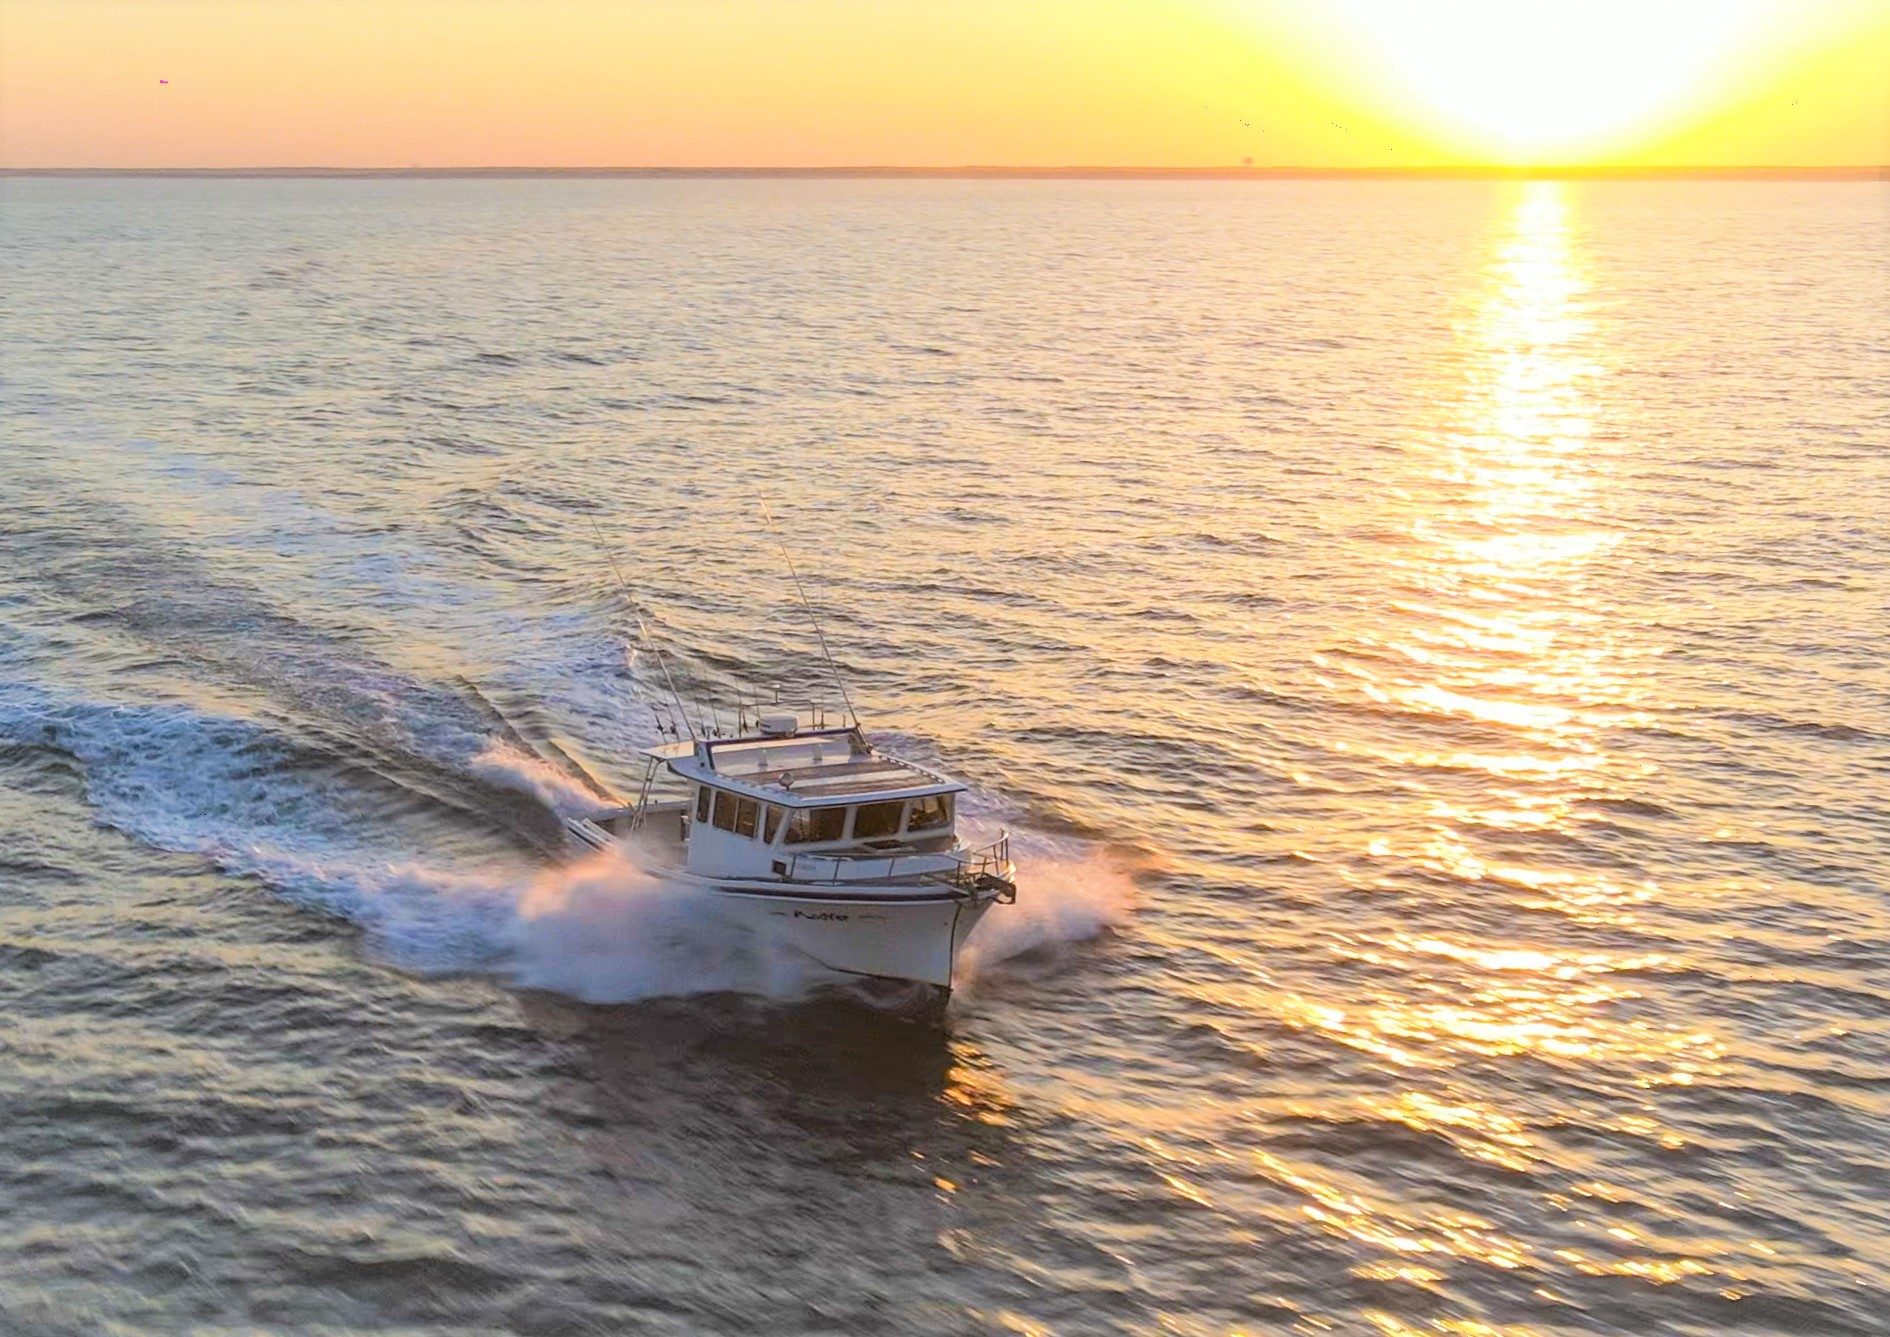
[564,818,1007,996]
[707,882,996,991]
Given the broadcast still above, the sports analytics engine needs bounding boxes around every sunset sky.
[1,0,1885,169]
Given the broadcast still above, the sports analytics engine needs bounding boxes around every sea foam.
[0,684,1126,1006]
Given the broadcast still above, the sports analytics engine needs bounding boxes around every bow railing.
[773,832,1013,897]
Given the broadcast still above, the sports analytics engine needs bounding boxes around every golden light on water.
[1241,184,1741,1289]
[1390,185,1642,780]
[1364,181,1685,959]
[1349,181,1652,906]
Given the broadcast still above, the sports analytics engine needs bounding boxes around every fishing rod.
[760,501,861,731]
[587,517,703,742]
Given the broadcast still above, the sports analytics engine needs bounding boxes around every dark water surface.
[2,178,1887,1335]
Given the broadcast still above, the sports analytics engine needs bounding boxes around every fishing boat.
[563,711,1017,1009]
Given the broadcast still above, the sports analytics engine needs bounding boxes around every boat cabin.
[615,723,969,881]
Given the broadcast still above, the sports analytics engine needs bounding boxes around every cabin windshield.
[907,793,953,832]
[690,779,960,849]
[853,801,903,840]
[785,806,847,845]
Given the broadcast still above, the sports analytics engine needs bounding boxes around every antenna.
[760,502,861,730]
[587,518,700,742]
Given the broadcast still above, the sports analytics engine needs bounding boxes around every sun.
[1317,0,1771,162]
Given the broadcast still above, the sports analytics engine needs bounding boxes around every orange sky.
[1,0,1885,168]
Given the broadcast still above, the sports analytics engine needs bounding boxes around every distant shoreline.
[3,164,1885,182]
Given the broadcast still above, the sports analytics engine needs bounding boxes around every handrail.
[928,832,1014,898]
[774,831,1012,892]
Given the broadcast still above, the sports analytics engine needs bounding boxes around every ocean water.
[1,176,1887,1335]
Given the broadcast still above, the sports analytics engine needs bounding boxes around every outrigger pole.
[760,502,861,730]
[588,518,702,742]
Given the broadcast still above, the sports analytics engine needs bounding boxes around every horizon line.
[3,164,1885,182]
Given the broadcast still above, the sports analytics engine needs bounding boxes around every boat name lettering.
[793,909,850,922]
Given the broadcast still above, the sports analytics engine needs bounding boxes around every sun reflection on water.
[1227,184,1740,1305]
[1340,181,1659,922]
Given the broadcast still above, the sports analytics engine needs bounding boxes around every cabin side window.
[701,787,764,840]
[853,801,903,840]
[761,804,783,843]
[907,793,954,832]
[785,806,847,844]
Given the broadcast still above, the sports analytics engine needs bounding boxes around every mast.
[761,502,862,731]
[588,518,703,741]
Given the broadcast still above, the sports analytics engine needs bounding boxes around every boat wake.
[506,849,824,1002]
[0,680,1125,1009]
[217,845,830,1003]
[960,846,1136,982]
[0,442,1131,1014]
[176,840,1129,1008]
[467,740,618,820]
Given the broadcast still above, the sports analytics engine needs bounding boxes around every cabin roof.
[644,727,964,808]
